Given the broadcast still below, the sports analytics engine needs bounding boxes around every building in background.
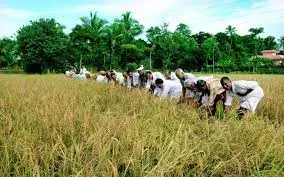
[259,50,284,65]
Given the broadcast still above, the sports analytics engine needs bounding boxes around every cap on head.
[175,68,184,78]
[137,65,144,71]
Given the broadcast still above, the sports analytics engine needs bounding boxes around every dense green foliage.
[0,11,283,73]
[17,19,68,73]
[0,38,20,68]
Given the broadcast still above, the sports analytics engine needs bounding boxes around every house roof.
[261,50,277,53]
[259,55,284,60]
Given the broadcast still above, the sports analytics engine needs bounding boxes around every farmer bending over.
[154,78,182,100]
[220,77,264,118]
[146,71,165,93]
[175,68,195,102]
[184,75,214,106]
[196,79,226,116]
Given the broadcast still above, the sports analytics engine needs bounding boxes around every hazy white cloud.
[68,0,177,28]
[0,0,283,38]
[223,0,284,37]
[0,6,33,19]
[66,0,284,38]
[0,6,32,37]
[0,20,20,38]
[0,5,70,37]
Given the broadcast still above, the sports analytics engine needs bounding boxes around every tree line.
[0,11,284,73]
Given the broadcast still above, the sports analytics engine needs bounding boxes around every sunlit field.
[0,74,283,176]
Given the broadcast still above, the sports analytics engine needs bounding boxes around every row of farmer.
[65,66,264,118]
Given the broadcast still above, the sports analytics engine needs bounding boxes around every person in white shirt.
[108,71,125,86]
[65,71,73,78]
[66,66,77,78]
[96,71,108,84]
[80,65,89,75]
[220,77,264,118]
[154,78,182,99]
[126,70,139,89]
[146,71,165,93]
[175,68,195,101]
[164,70,179,81]
[114,72,126,86]
[72,73,87,80]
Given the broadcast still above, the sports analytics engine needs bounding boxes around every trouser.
[239,86,264,113]
[237,86,264,119]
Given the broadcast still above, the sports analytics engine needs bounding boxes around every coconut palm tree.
[114,12,143,65]
[116,12,143,44]
[80,12,107,41]
[104,23,124,69]
[249,27,264,37]
[225,25,237,37]
[79,12,108,67]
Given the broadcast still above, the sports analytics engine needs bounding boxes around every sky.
[0,0,284,39]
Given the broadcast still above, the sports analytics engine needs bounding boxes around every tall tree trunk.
[212,48,215,73]
[109,45,112,70]
[103,53,106,67]
[149,51,152,70]
[79,52,82,70]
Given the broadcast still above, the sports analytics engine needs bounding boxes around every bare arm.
[224,90,234,114]
[182,87,186,100]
